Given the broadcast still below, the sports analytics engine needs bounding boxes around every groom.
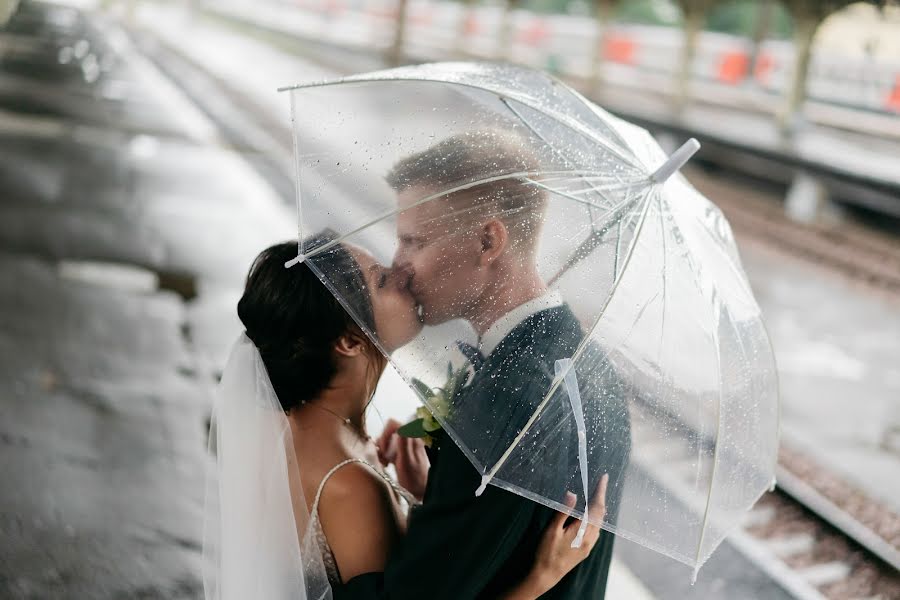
[375,129,631,599]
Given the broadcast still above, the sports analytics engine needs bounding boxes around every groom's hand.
[376,418,403,466]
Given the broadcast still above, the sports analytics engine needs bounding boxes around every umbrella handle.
[650,138,701,184]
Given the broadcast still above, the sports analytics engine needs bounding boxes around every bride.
[204,231,606,599]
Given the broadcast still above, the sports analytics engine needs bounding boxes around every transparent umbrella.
[280,62,779,575]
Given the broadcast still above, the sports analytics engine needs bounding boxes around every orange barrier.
[717,50,749,85]
[604,34,634,65]
[886,75,900,113]
[520,19,549,47]
[462,13,480,36]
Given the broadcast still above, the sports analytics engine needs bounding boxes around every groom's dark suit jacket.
[336,305,631,600]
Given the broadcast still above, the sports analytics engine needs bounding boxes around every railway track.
[129,18,900,598]
[752,459,900,599]
[630,400,900,600]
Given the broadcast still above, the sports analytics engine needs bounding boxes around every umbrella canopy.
[280,62,779,573]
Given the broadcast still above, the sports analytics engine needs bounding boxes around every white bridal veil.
[203,333,332,600]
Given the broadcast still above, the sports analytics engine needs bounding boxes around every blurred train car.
[282,0,900,117]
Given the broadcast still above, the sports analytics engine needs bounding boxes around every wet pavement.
[2,1,899,598]
[0,1,295,596]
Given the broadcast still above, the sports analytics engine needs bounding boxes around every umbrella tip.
[284,254,307,269]
[650,138,701,184]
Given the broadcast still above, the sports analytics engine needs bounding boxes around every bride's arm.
[499,475,609,600]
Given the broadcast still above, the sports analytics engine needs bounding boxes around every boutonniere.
[398,360,471,447]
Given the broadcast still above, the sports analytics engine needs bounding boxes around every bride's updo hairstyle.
[237,231,376,412]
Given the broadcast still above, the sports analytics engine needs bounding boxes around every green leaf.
[410,378,435,401]
[397,418,430,439]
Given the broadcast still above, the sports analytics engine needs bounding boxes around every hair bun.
[236,236,374,412]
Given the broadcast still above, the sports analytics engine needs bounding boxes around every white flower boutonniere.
[397,361,472,447]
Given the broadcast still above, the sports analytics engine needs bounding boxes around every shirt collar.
[478,290,564,356]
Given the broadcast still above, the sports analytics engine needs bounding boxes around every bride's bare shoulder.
[318,462,401,579]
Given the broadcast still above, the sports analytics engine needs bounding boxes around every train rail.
[750,454,900,599]
[629,397,900,600]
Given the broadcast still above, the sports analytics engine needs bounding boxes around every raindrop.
[73,39,89,59]
[58,47,74,64]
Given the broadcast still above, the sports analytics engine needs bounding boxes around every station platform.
[1,1,898,597]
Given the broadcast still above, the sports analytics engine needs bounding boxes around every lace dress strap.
[310,458,419,518]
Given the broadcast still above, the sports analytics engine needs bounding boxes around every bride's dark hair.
[237,231,376,411]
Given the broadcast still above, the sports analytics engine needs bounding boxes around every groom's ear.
[479,219,508,266]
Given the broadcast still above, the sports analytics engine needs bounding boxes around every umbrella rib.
[759,323,782,488]
[547,187,645,287]
[663,218,727,571]
[476,186,656,497]
[524,177,643,212]
[657,202,668,375]
[693,297,724,576]
[530,175,643,193]
[298,169,626,261]
[613,218,624,280]
[289,94,306,255]
[666,212,719,494]
[501,97,641,197]
[540,173,634,185]
[497,96,642,171]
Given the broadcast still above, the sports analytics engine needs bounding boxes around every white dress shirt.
[478,290,564,356]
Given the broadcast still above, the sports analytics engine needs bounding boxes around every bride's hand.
[393,436,430,501]
[376,418,403,467]
[502,474,609,600]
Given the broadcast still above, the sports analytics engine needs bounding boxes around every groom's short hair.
[386,128,547,252]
